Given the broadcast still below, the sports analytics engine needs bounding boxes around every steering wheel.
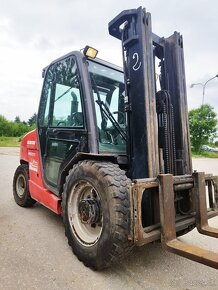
[71,112,83,126]
[56,121,66,127]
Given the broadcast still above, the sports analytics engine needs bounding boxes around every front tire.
[62,160,133,270]
[13,164,36,207]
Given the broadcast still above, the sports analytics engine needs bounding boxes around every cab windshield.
[88,60,127,153]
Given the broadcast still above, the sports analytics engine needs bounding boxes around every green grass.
[0,136,21,147]
[1,136,218,158]
[192,150,218,158]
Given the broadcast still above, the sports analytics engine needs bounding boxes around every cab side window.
[38,57,84,128]
[38,68,53,127]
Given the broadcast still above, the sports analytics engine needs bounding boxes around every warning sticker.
[29,160,38,172]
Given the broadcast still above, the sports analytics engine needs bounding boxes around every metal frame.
[109,7,159,180]
[109,7,192,179]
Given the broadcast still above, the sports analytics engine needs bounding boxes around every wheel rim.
[16,173,26,198]
[67,180,103,246]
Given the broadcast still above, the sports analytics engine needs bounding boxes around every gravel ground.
[0,148,217,290]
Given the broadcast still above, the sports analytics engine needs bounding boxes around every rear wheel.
[13,164,36,207]
[62,160,133,270]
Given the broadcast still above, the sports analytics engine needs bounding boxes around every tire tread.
[62,160,133,270]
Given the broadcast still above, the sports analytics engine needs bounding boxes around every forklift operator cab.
[37,49,127,190]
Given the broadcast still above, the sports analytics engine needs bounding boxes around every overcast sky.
[0,0,218,121]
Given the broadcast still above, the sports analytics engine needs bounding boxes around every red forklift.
[13,7,218,270]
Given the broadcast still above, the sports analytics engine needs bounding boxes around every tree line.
[0,105,217,151]
[0,113,37,137]
[189,104,217,151]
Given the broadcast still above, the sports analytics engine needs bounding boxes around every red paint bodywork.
[20,130,62,214]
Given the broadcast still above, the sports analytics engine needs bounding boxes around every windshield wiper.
[90,74,127,142]
[55,75,79,102]
[96,100,127,142]
[55,87,72,102]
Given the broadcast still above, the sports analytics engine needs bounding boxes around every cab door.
[37,55,87,191]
